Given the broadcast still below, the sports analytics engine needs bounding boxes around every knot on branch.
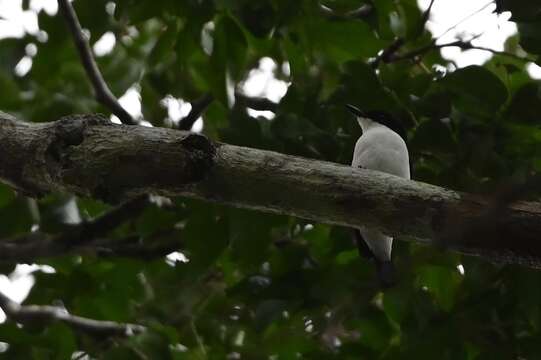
[46,114,110,163]
[180,132,216,182]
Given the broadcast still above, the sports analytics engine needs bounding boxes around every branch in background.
[417,0,436,38]
[176,92,279,130]
[0,291,145,337]
[0,229,183,263]
[236,92,278,112]
[388,40,534,63]
[319,3,373,20]
[57,194,150,246]
[58,0,137,126]
[371,37,405,68]
[371,0,431,68]
[434,1,495,43]
[91,229,183,260]
[371,1,522,68]
[0,195,153,262]
[177,93,214,130]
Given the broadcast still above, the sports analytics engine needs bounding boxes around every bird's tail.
[352,229,397,288]
[374,259,396,288]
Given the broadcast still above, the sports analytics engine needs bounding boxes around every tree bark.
[1,113,541,268]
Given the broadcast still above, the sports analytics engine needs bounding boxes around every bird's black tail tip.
[352,229,397,288]
[375,260,397,289]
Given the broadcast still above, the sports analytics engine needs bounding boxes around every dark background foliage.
[1,0,541,358]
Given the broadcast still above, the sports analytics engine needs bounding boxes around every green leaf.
[135,206,180,237]
[0,71,21,110]
[128,331,172,359]
[373,0,397,40]
[350,313,393,351]
[335,249,358,265]
[498,0,541,22]
[73,0,111,41]
[210,14,248,104]
[337,61,399,111]
[441,65,508,116]
[518,22,541,55]
[416,265,462,311]
[183,202,228,271]
[0,183,16,209]
[308,19,384,63]
[398,0,423,39]
[41,323,77,359]
[303,224,332,261]
[237,1,276,38]
[383,285,411,324]
[0,197,35,237]
[413,84,452,118]
[254,299,288,331]
[229,208,286,270]
[148,20,181,68]
[283,36,307,78]
[411,118,456,154]
[115,0,167,23]
[505,82,541,123]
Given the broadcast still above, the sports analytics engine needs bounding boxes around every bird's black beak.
[345,104,366,117]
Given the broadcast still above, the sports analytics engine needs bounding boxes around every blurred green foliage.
[1,0,541,358]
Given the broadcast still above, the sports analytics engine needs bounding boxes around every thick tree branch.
[0,290,145,337]
[2,113,541,268]
[58,0,137,125]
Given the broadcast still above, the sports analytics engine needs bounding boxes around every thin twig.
[236,92,278,112]
[0,195,152,262]
[0,230,182,263]
[319,3,373,20]
[176,92,280,130]
[94,229,183,260]
[389,40,533,63]
[371,37,405,68]
[417,0,436,37]
[177,94,214,130]
[58,0,137,125]
[57,194,150,245]
[370,0,434,68]
[0,290,145,337]
[434,0,495,41]
[60,195,147,244]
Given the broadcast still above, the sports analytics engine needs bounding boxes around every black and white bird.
[346,104,410,287]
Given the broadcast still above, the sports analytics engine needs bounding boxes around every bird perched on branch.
[346,104,410,287]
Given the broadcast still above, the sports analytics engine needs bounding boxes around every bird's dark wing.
[353,228,374,259]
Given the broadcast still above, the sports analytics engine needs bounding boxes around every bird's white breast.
[351,125,410,179]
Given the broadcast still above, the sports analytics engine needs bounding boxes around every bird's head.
[345,104,407,141]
